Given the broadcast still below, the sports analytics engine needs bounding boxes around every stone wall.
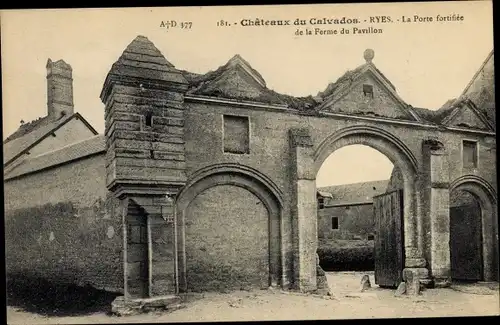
[183,100,497,286]
[4,154,123,293]
[5,98,497,293]
[184,101,496,199]
[4,197,122,293]
[4,154,107,211]
[184,185,270,292]
[317,204,375,240]
[330,74,412,120]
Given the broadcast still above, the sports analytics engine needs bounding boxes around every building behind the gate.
[4,36,497,299]
[317,180,388,241]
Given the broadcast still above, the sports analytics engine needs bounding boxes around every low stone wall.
[5,198,123,293]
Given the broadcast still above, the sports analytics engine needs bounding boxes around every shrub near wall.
[317,239,375,271]
[5,196,123,293]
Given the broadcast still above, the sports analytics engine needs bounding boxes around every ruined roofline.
[102,35,494,126]
[456,49,494,101]
[102,36,401,110]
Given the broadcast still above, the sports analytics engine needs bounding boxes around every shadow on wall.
[5,199,124,316]
[5,200,123,292]
[6,274,120,317]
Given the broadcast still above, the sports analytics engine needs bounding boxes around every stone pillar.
[403,179,427,270]
[132,195,178,296]
[120,198,130,299]
[425,139,451,286]
[289,128,317,292]
[401,145,434,292]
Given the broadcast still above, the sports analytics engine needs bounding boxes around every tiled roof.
[4,116,52,143]
[3,113,76,166]
[4,134,105,180]
[101,35,187,102]
[318,179,389,206]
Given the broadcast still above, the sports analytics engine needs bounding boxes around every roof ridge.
[3,112,83,166]
[318,179,389,188]
[4,116,50,143]
[28,134,104,159]
[4,134,106,181]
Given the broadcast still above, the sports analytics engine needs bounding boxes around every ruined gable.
[444,102,492,130]
[190,55,288,106]
[196,64,268,99]
[318,49,418,122]
[326,72,416,121]
[462,51,495,105]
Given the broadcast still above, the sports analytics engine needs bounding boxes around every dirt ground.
[6,272,500,324]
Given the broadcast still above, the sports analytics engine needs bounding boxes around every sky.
[1,2,494,186]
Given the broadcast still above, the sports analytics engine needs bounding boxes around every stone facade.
[317,180,389,241]
[4,37,497,302]
[317,204,376,241]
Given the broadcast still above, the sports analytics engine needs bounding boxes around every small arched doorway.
[449,176,498,282]
[449,189,483,281]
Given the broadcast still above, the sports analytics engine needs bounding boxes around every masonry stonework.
[4,37,497,303]
[4,153,107,212]
[4,154,123,293]
[317,204,375,240]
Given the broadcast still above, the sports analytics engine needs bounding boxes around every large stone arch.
[313,125,421,263]
[450,175,498,281]
[176,164,283,292]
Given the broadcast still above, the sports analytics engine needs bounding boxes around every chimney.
[46,59,74,119]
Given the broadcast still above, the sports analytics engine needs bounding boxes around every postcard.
[2,2,497,323]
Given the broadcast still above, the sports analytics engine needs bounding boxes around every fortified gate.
[100,36,497,298]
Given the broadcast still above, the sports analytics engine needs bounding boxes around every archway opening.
[314,129,418,290]
[316,145,398,273]
[449,188,483,282]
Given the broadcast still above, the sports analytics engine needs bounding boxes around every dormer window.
[363,84,374,99]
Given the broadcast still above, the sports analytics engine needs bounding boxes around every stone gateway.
[4,36,497,304]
